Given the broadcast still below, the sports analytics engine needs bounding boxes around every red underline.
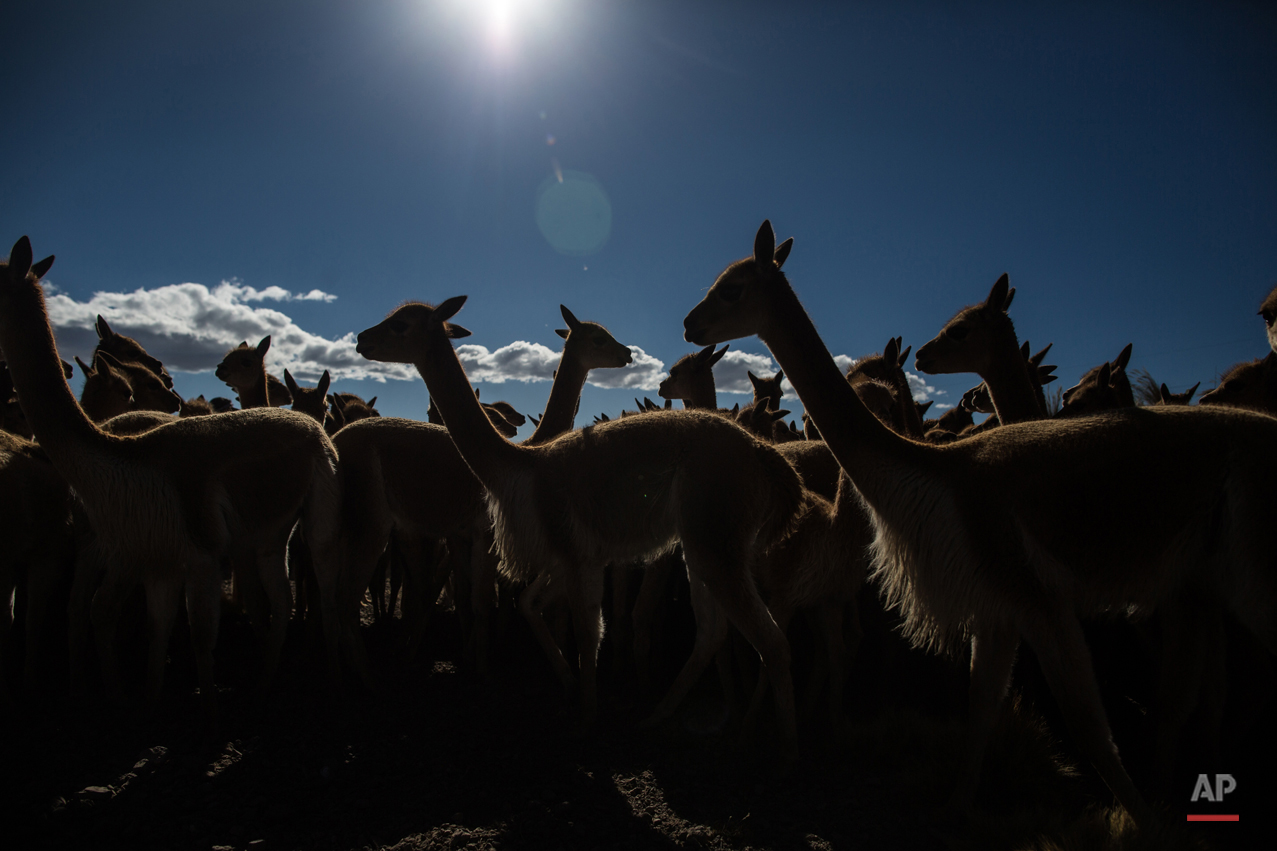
[1186,815,1239,822]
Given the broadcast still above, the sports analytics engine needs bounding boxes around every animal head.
[658,343,729,402]
[285,369,332,424]
[683,220,792,345]
[557,305,634,370]
[1198,354,1277,414]
[215,336,272,391]
[914,273,1015,377]
[94,314,173,389]
[356,298,471,365]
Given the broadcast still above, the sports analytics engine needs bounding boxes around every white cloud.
[454,341,665,390]
[40,278,667,389]
[905,371,947,403]
[713,350,783,394]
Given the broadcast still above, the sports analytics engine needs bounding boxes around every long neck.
[758,277,927,508]
[981,337,1042,424]
[237,367,270,408]
[525,347,588,445]
[414,330,528,487]
[684,371,717,410]
[0,279,112,480]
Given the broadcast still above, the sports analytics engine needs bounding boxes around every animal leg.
[945,624,1017,817]
[67,546,103,698]
[400,533,450,664]
[143,575,183,703]
[568,566,606,726]
[1025,611,1152,827]
[519,572,575,693]
[90,575,135,703]
[643,578,730,728]
[631,553,675,696]
[469,536,499,676]
[185,565,223,723]
[255,543,293,693]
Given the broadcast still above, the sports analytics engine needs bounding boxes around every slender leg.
[643,574,730,727]
[185,563,223,725]
[143,575,183,703]
[91,575,136,703]
[1025,612,1152,827]
[469,533,498,676]
[944,624,1018,817]
[568,566,606,726]
[67,545,103,697]
[520,572,576,693]
[631,553,675,696]
[255,543,293,693]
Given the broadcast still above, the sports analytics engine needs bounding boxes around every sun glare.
[460,0,552,60]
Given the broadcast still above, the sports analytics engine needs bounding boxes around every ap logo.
[1191,773,1236,802]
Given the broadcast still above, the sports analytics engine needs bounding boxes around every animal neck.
[683,371,718,410]
[237,368,270,408]
[0,277,112,475]
[525,347,588,445]
[413,329,527,487]
[980,336,1043,424]
[757,276,926,507]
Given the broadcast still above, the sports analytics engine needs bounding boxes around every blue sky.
[4,0,1274,434]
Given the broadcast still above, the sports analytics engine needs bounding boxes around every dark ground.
[1,573,1268,851]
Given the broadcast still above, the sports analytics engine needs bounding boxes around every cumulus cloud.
[42,278,417,383]
[40,278,666,388]
[454,341,666,391]
[906,371,951,409]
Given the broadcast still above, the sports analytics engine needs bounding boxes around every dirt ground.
[1,575,1267,851]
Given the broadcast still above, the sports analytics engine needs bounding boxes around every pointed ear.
[1185,381,1200,400]
[61,359,74,379]
[75,356,94,378]
[985,273,1010,311]
[8,236,33,277]
[367,396,376,408]
[774,237,793,269]
[1113,343,1132,370]
[555,328,569,339]
[708,344,729,367]
[1159,383,1172,404]
[197,394,206,401]
[1040,375,1057,385]
[753,220,776,270]
[1097,361,1112,387]
[96,314,114,340]
[31,254,55,279]
[771,408,790,422]
[92,351,118,379]
[284,369,300,395]
[317,371,331,396]
[559,304,581,331]
[1020,340,1030,359]
[731,402,739,413]
[446,323,472,339]
[257,336,272,356]
[898,345,911,366]
[883,337,900,364]
[748,371,761,390]
[434,295,468,325]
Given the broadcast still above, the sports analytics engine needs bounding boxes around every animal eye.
[947,326,968,341]
[387,320,407,333]
[717,282,745,302]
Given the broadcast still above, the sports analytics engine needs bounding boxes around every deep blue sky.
[4,0,1274,432]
